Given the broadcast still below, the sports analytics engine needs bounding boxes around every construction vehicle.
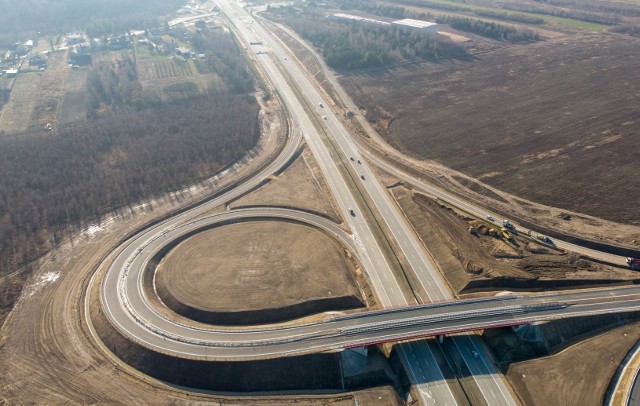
[502,219,517,233]
[500,227,512,240]
[627,257,640,270]
[536,234,554,245]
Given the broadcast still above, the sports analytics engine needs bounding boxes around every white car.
[323,115,327,120]
[486,215,494,222]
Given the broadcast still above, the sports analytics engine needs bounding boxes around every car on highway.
[323,115,327,120]
[486,215,494,222]
[471,350,480,359]
[349,208,355,216]
[357,159,361,164]
[350,156,354,161]
[360,175,365,180]
[319,102,323,108]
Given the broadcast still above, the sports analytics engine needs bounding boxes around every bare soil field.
[340,32,640,224]
[231,146,342,222]
[156,220,364,324]
[27,50,69,131]
[268,15,640,249]
[504,320,640,406]
[391,185,640,294]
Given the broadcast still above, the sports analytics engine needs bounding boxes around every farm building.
[176,47,194,58]
[66,34,85,45]
[391,18,438,33]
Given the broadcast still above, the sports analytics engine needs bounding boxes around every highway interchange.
[92,1,640,405]
[101,214,640,359]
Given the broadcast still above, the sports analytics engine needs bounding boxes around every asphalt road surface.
[88,2,640,405]
[218,4,518,404]
[99,209,640,359]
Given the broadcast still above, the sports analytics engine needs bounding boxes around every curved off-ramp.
[96,205,640,361]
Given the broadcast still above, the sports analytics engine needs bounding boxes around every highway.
[217,6,493,405]
[224,4,519,404]
[92,2,640,405]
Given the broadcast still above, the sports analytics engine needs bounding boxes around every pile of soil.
[392,187,640,294]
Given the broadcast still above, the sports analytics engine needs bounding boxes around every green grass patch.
[399,0,609,30]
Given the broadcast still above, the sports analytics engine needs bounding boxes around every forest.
[0,0,185,44]
[0,94,260,276]
[435,15,540,42]
[274,11,468,70]
[0,28,259,279]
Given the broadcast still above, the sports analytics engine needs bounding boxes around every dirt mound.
[392,188,640,294]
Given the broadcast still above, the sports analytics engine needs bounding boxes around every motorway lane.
[219,5,467,404]
[256,13,640,404]
[238,7,517,405]
[88,3,638,404]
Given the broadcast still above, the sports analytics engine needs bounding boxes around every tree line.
[497,1,621,26]
[435,15,540,42]
[272,11,468,70]
[340,0,544,25]
[0,0,185,44]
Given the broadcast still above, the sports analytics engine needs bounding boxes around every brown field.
[231,146,342,222]
[339,32,640,224]
[27,51,69,131]
[391,186,640,294]
[0,49,79,133]
[58,66,88,125]
[156,220,362,316]
[505,321,640,406]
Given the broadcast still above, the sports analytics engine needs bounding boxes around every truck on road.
[502,219,517,233]
[627,257,640,270]
[536,234,554,245]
